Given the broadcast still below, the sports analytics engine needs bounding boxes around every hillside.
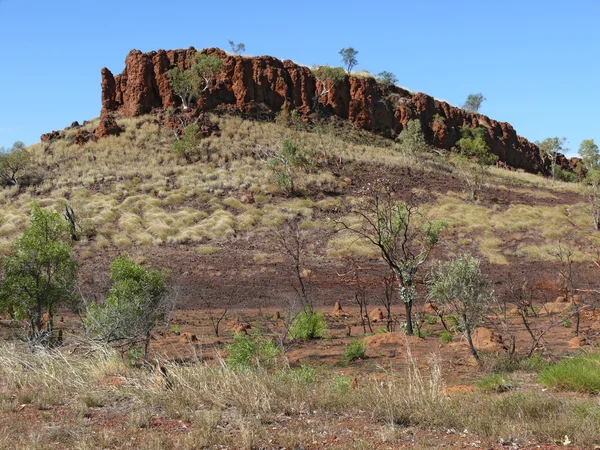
[2,48,600,449]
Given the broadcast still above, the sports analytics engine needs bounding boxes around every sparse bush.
[312,65,346,106]
[225,334,281,371]
[427,254,494,364]
[455,126,498,201]
[462,93,486,112]
[267,137,309,196]
[173,123,205,163]
[84,255,173,360]
[376,71,398,85]
[539,353,600,394]
[228,40,245,55]
[343,339,367,362]
[535,136,567,182]
[289,310,328,340]
[0,141,33,187]
[397,120,428,156]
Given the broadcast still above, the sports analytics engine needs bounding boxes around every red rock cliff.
[100,47,549,172]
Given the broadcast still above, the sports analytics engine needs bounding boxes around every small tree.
[377,71,398,85]
[0,205,78,346]
[84,255,172,360]
[193,54,223,92]
[462,93,486,112]
[427,254,494,364]
[455,126,498,201]
[173,124,205,163]
[167,67,198,110]
[228,40,246,55]
[535,137,567,182]
[168,53,223,110]
[339,47,358,74]
[0,141,30,187]
[337,192,447,335]
[266,138,309,196]
[578,139,600,229]
[397,120,428,157]
[312,65,346,104]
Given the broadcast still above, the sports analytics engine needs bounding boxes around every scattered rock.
[543,302,572,314]
[351,377,358,390]
[74,130,97,146]
[424,302,438,315]
[153,361,172,390]
[40,130,60,142]
[95,112,123,138]
[568,337,583,349]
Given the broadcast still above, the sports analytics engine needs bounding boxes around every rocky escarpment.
[99,47,558,173]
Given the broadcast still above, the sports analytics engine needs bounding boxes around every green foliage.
[0,205,78,343]
[289,310,328,340]
[339,47,358,74]
[343,339,367,362]
[168,53,223,109]
[455,126,498,200]
[225,334,281,372]
[278,364,316,385]
[462,93,486,112]
[313,65,346,88]
[476,373,513,393]
[423,314,438,325]
[268,137,310,196]
[520,353,550,373]
[376,71,398,85]
[0,141,32,187]
[439,330,453,343]
[578,139,600,229]
[84,255,171,357]
[329,374,352,393]
[173,124,205,163]
[228,40,245,55]
[535,136,567,181]
[539,354,600,394]
[397,120,428,155]
[167,67,198,109]
[427,254,493,362]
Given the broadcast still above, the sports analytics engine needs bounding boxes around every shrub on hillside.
[343,339,367,362]
[226,334,281,372]
[289,310,328,340]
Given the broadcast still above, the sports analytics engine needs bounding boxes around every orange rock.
[332,301,349,317]
[351,377,358,390]
[369,308,384,323]
[555,296,567,303]
[179,332,197,343]
[472,327,504,352]
[424,302,437,314]
[568,337,582,349]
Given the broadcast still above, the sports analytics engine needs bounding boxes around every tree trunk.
[404,301,413,335]
[144,331,151,362]
[465,329,480,364]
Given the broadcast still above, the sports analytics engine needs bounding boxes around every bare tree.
[554,244,580,336]
[336,190,447,335]
[200,289,238,337]
[381,271,397,332]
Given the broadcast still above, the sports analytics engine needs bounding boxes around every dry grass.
[0,343,599,448]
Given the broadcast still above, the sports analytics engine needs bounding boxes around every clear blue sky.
[1,0,598,157]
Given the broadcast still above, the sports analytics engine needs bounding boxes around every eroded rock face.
[99,47,564,172]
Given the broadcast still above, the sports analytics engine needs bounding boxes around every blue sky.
[0,0,598,157]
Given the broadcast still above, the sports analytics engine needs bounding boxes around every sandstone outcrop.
[99,47,571,173]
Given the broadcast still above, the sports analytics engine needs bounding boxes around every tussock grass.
[0,344,598,446]
[539,353,600,394]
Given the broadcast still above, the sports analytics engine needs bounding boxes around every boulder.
[179,332,198,343]
[472,327,504,352]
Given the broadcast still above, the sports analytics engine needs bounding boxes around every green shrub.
[423,314,438,325]
[343,340,367,362]
[439,330,453,343]
[539,354,600,394]
[225,334,281,372]
[476,373,513,393]
[278,364,316,385]
[329,374,352,394]
[289,310,328,340]
[520,353,550,373]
